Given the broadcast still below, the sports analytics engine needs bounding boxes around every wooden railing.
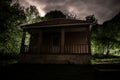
[41,45,60,53]
[41,44,89,54]
[64,44,89,54]
[24,44,89,54]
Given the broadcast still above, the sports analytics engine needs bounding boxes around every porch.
[22,27,90,54]
[40,44,89,54]
[20,18,93,64]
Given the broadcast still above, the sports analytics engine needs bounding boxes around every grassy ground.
[91,54,120,64]
[91,58,120,64]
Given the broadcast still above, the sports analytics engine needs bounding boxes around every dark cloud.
[19,0,120,24]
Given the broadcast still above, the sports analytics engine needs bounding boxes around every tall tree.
[91,12,120,55]
[0,0,41,55]
[24,5,41,24]
[0,0,26,55]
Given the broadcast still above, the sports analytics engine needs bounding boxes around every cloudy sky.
[19,0,120,24]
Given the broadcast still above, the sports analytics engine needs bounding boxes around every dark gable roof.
[22,18,92,29]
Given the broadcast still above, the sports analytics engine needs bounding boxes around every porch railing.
[41,44,89,54]
[41,45,60,53]
[64,44,89,54]
[23,44,89,54]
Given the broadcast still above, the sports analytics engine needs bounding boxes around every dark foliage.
[91,11,120,55]
[45,10,66,19]
[0,0,26,54]
[0,0,41,55]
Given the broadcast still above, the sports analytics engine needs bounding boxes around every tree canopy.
[44,10,66,19]
[0,0,26,54]
[24,5,41,24]
[0,0,41,55]
[91,12,120,55]
[85,15,97,23]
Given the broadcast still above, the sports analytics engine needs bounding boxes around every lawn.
[91,54,120,64]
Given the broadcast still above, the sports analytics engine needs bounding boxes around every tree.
[0,0,42,56]
[91,12,120,55]
[0,0,26,55]
[24,5,41,24]
[110,12,120,23]
[85,15,97,23]
[44,10,66,19]
[101,13,120,55]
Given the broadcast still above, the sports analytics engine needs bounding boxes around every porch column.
[20,31,26,54]
[38,30,42,53]
[88,25,92,54]
[61,28,65,53]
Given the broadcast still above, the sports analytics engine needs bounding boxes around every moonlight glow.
[19,0,120,24]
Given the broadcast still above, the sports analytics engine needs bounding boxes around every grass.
[91,54,120,64]
[91,58,120,64]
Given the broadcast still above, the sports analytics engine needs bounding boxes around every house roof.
[21,18,93,29]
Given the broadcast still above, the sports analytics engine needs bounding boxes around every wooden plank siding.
[64,44,89,54]
[64,31,89,54]
[25,27,90,54]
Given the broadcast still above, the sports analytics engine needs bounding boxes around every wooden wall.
[65,31,89,54]
[28,27,90,54]
[21,26,91,64]
[29,33,39,53]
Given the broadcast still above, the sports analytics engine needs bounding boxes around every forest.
[0,0,120,64]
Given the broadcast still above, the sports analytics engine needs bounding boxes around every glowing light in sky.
[19,0,120,24]
[20,0,46,17]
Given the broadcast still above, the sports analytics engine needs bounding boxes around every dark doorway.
[42,32,60,53]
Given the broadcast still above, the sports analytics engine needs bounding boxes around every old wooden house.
[20,18,94,64]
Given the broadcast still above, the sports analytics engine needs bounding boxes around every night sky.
[19,0,120,24]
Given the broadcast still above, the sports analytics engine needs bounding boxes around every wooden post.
[20,31,26,54]
[39,30,42,53]
[61,28,65,53]
[88,24,92,54]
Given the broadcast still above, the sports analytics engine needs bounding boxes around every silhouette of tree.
[0,0,41,55]
[110,12,120,23]
[0,0,26,54]
[25,5,41,24]
[91,12,120,55]
[44,10,66,19]
[85,15,97,23]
